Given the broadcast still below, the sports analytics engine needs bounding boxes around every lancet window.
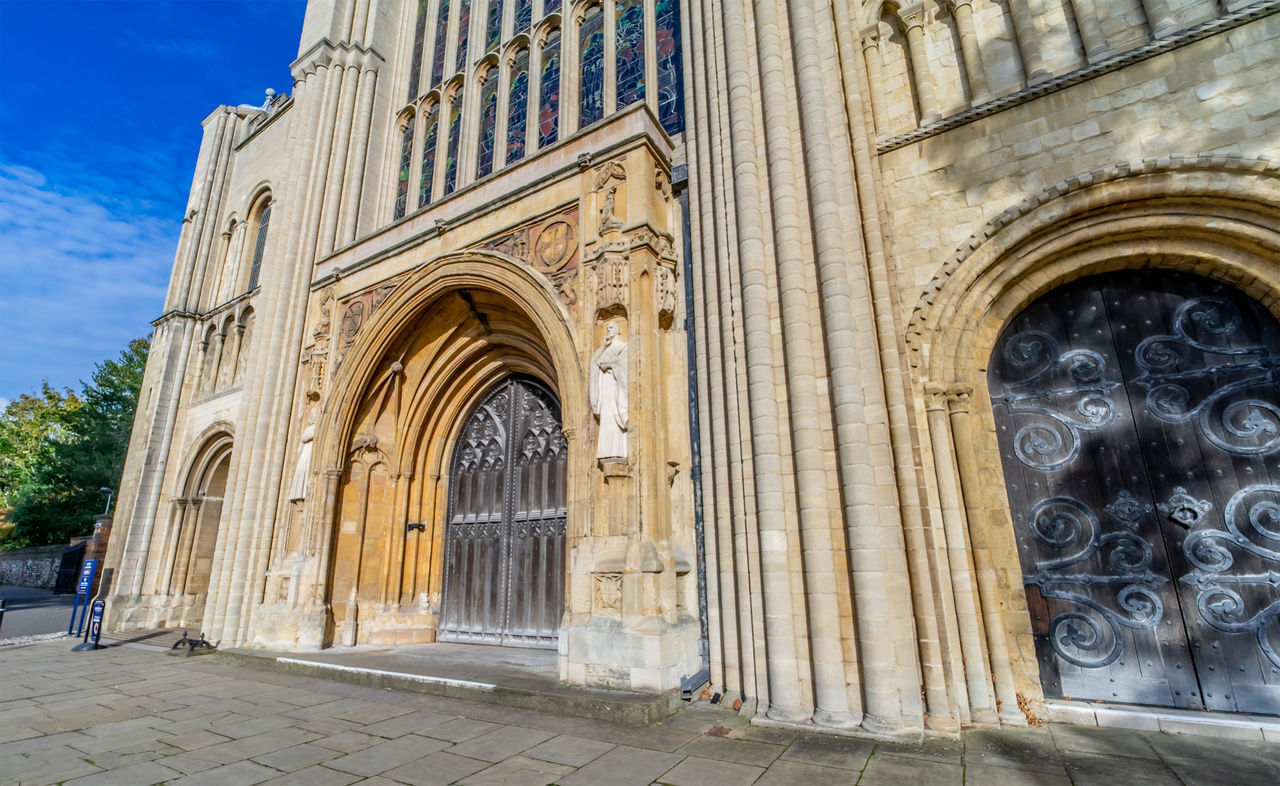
[246,197,271,292]
[392,0,685,221]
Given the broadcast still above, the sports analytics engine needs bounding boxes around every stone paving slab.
[2,639,1279,785]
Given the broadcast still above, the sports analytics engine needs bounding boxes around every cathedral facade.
[102,0,1280,733]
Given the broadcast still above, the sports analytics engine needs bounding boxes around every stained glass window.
[430,0,450,86]
[443,100,462,194]
[507,48,530,165]
[655,0,684,134]
[514,0,532,32]
[455,0,472,74]
[578,7,605,128]
[418,105,440,207]
[248,202,271,290]
[538,31,560,147]
[486,0,503,51]
[394,117,414,219]
[615,0,645,110]
[543,0,560,16]
[407,0,429,102]
[476,71,499,178]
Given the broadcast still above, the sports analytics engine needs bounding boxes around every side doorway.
[989,271,1280,714]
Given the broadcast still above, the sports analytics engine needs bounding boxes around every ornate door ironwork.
[990,272,1280,714]
[440,376,567,648]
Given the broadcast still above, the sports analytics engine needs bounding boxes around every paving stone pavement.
[1,640,1276,785]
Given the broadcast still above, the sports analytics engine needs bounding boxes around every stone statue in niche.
[287,408,317,501]
[599,185,623,235]
[590,322,629,461]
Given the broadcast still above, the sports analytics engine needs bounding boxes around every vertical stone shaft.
[718,0,806,721]
[750,0,858,727]
[860,32,887,136]
[900,6,941,123]
[320,63,362,257]
[1141,0,1183,38]
[1069,0,1115,61]
[706,0,762,704]
[831,0,939,730]
[338,67,378,247]
[1007,0,1051,82]
[948,0,992,103]
[949,393,1022,721]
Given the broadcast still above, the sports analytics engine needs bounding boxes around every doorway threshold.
[1045,700,1280,742]
[218,642,681,726]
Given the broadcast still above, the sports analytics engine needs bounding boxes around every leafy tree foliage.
[0,384,83,515]
[2,338,149,548]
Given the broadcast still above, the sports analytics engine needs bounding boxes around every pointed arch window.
[246,200,271,291]
[418,104,441,207]
[443,98,463,194]
[455,0,472,73]
[408,0,429,101]
[486,0,504,51]
[476,69,500,178]
[507,48,530,165]
[394,116,415,219]
[513,0,532,32]
[655,0,684,134]
[538,30,561,147]
[579,6,605,128]
[615,0,645,110]
[430,0,451,86]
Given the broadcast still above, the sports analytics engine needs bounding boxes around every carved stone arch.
[476,52,501,77]
[570,0,600,26]
[503,34,533,63]
[178,424,235,497]
[534,17,561,47]
[395,106,416,132]
[908,158,1280,381]
[906,161,1280,716]
[307,250,583,647]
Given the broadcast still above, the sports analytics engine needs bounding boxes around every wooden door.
[439,377,567,647]
[990,272,1280,713]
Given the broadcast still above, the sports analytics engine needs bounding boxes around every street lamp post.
[99,487,113,516]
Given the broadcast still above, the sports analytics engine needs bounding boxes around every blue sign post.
[67,559,98,638]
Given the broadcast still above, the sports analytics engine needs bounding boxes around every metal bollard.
[0,598,6,636]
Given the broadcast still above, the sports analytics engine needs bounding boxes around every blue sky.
[0,0,307,403]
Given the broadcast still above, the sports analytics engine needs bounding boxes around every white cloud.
[0,162,174,398]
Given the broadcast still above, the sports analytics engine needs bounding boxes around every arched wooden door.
[439,376,567,647]
[989,272,1280,714]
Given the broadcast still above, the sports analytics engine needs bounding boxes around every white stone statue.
[287,409,317,501]
[590,322,629,460]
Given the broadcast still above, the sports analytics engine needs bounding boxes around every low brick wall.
[0,546,65,589]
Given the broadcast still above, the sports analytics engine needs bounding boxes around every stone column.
[1140,0,1183,38]
[718,0,808,723]
[338,66,378,247]
[947,0,992,104]
[159,498,191,596]
[859,30,887,136]
[900,5,941,124]
[947,388,1023,723]
[1068,0,1115,62]
[1006,0,1051,83]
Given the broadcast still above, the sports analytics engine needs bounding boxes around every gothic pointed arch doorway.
[440,375,567,647]
[164,433,232,629]
[988,271,1280,714]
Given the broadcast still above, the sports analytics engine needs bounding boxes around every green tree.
[0,384,83,519]
[5,337,150,547]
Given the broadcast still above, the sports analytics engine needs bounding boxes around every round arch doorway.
[988,271,1280,715]
[438,375,567,648]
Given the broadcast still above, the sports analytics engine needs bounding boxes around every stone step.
[217,647,683,726]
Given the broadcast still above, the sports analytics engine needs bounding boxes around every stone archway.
[162,433,233,629]
[317,258,581,649]
[988,271,1280,714]
[907,163,1280,720]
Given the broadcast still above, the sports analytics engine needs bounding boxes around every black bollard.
[0,598,6,636]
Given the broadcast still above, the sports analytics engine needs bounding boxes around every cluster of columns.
[684,0,943,731]
[862,0,1188,133]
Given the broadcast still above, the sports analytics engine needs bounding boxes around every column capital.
[945,385,974,414]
